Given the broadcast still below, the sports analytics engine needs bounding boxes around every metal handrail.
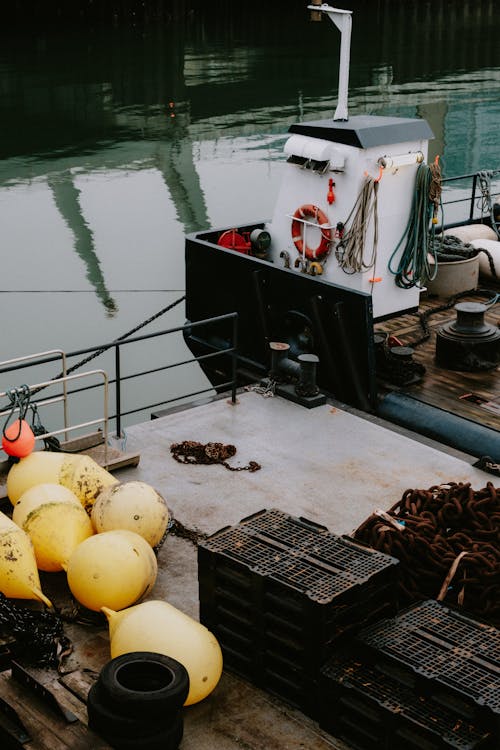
[0,369,109,465]
[441,169,500,224]
[0,312,239,443]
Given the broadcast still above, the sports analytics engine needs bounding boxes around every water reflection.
[0,0,498,422]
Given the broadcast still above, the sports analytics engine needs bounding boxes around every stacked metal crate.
[197,508,399,718]
[319,599,499,749]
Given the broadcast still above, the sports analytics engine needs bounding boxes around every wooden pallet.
[0,666,109,749]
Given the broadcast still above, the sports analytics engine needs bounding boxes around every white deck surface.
[118,389,487,539]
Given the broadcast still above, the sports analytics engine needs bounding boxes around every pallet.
[0,666,109,750]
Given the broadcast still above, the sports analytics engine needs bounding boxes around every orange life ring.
[291,204,331,260]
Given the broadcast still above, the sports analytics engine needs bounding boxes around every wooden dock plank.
[376,290,500,432]
[0,669,110,749]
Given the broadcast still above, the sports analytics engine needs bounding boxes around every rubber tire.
[96,710,184,750]
[87,682,182,738]
[98,651,190,718]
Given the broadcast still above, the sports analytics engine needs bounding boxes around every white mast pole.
[307,5,352,121]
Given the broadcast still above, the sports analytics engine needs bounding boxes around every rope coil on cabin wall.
[353,481,500,626]
[388,162,442,289]
[336,175,379,274]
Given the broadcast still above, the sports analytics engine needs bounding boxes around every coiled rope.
[389,161,442,288]
[354,481,500,626]
[336,176,379,274]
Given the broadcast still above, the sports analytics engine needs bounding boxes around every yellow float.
[0,511,52,606]
[7,451,119,512]
[91,481,169,547]
[102,599,223,705]
[13,484,94,572]
[65,529,157,612]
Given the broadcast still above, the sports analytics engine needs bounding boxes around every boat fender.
[291,204,331,260]
[470,238,500,279]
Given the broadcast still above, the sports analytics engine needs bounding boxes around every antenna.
[307,4,352,121]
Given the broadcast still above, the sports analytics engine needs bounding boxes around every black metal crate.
[355,599,500,736]
[320,652,495,750]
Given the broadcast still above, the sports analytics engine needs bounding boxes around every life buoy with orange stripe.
[291,204,331,261]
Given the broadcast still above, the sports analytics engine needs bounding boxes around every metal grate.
[321,653,494,750]
[358,600,500,722]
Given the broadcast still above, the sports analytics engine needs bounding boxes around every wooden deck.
[375,289,500,432]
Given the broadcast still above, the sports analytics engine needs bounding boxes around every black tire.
[87,682,182,738]
[98,651,190,718]
[96,710,184,750]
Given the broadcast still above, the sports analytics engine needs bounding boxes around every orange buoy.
[2,420,36,458]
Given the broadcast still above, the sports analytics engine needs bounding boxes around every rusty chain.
[354,481,500,626]
[170,440,261,472]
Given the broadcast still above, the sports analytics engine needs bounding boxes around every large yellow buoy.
[13,485,94,572]
[0,511,52,606]
[7,451,119,512]
[102,600,223,705]
[91,481,169,547]
[65,530,157,612]
[12,483,82,528]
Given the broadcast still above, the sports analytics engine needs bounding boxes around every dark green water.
[0,0,498,423]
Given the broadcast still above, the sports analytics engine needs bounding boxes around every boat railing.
[0,312,238,444]
[440,169,500,228]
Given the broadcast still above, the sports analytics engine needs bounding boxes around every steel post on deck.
[114,344,122,438]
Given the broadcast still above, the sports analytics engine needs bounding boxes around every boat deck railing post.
[114,344,122,439]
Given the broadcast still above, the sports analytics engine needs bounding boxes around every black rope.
[2,385,31,442]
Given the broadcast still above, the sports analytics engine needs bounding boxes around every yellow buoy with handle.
[102,599,223,706]
[0,511,52,606]
[7,451,119,512]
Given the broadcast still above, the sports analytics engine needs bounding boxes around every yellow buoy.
[0,512,52,606]
[18,502,94,573]
[102,599,223,705]
[7,451,119,512]
[7,452,64,504]
[12,483,82,529]
[65,529,157,612]
[59,454,119,513]
[91,481,169,547]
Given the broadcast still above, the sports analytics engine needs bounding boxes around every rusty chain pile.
[354,481,500,626]
[170,440,261,472]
